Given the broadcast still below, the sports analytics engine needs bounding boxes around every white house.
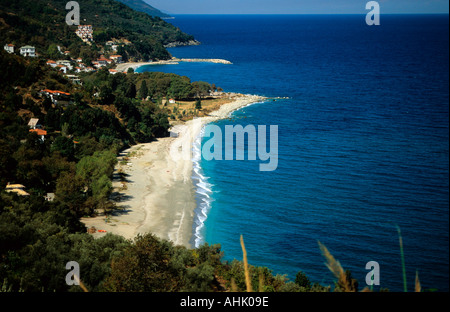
[46,60,57,68]
[57,65,68,74]
[56,60,73,70]
[76,25,94,43]
[28,118,40,129]
[106,41,118,52]
[20,45,36,57]
[110,55,123,63]
[65,74,82,84]
[29,129,47,141]
[4,44,14,54]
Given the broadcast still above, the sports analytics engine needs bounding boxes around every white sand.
[81,94,266,248]
[115,58,232,73]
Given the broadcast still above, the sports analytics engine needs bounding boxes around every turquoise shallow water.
[138,15,449,291]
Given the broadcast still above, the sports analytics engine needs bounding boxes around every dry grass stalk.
[415,270,421,292]
[231,278,238,292]
[318,241,353,292]
[240,235,253,292]
[396,225,408,292]
[74,274,89,292]
[258,273,265,292]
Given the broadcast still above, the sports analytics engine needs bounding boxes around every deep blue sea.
[137,15,449,292]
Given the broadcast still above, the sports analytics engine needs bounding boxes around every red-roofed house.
[4,44,14,54]
[40,89,71,105]
[109,55,123,63]
[29,129,47,141]
[97,55,110,66]
[57,64,68,73]
[46,60,57,68]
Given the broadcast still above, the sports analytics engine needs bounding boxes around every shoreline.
[81,94,267,248]
[115,58,232,73]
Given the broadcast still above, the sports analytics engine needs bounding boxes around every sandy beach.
[81,94,266,248]
[115,58,232,73]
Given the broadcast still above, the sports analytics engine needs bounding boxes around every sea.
[137,14,449,292]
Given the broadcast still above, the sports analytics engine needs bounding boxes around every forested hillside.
[0,0,194,61]
[116,0,170,18]
[0,51,330,293]
[0,1,381,294]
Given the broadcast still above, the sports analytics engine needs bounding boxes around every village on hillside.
[2,24,132,198]
[3,24,127,78]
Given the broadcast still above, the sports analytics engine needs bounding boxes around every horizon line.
[165,13,449,16]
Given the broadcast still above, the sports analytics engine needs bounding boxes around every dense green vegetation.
[0,3,412,294]
[0,43,341,294]
[0,48,393,294]
[116,0,170,18]
[0,0,195,61]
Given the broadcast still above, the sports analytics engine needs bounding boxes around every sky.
[146,0,449,15]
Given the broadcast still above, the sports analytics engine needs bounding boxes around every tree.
[138,80,148,100]
[295,271,311,290]
[47,44,61,60]
[99,85,115,105]
[55,170,86,216]
[102,234,179,291]
[125,82,136,99]
[90,174,112,214]
[192,81,211,99]
[50,136,75,160]
[168,76,193,100]
[0,139,17,187]
[13,132,48,189]
[195,99,202,110]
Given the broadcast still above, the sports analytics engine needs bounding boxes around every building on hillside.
[65,74,82,84]
[76,25,94,43]
[5,183,30,196]
[97,55,113,66]
[109,55,123,63]
[20,45,36,57]
[28,118,40,129]
[106,40,119,52]
[44,193,55,202]
[108,69,118,75]
[29,129,47,141]
[46,60,57,68]
[40,89,72,106]
[4,44,14,54]
[56,60,73,70]
[57,64,68,74]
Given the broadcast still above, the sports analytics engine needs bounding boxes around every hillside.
[116,0,170,18]
[0,0,194,61]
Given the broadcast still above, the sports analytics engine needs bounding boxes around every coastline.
[81,94,267,248]
[115,58,232,73]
